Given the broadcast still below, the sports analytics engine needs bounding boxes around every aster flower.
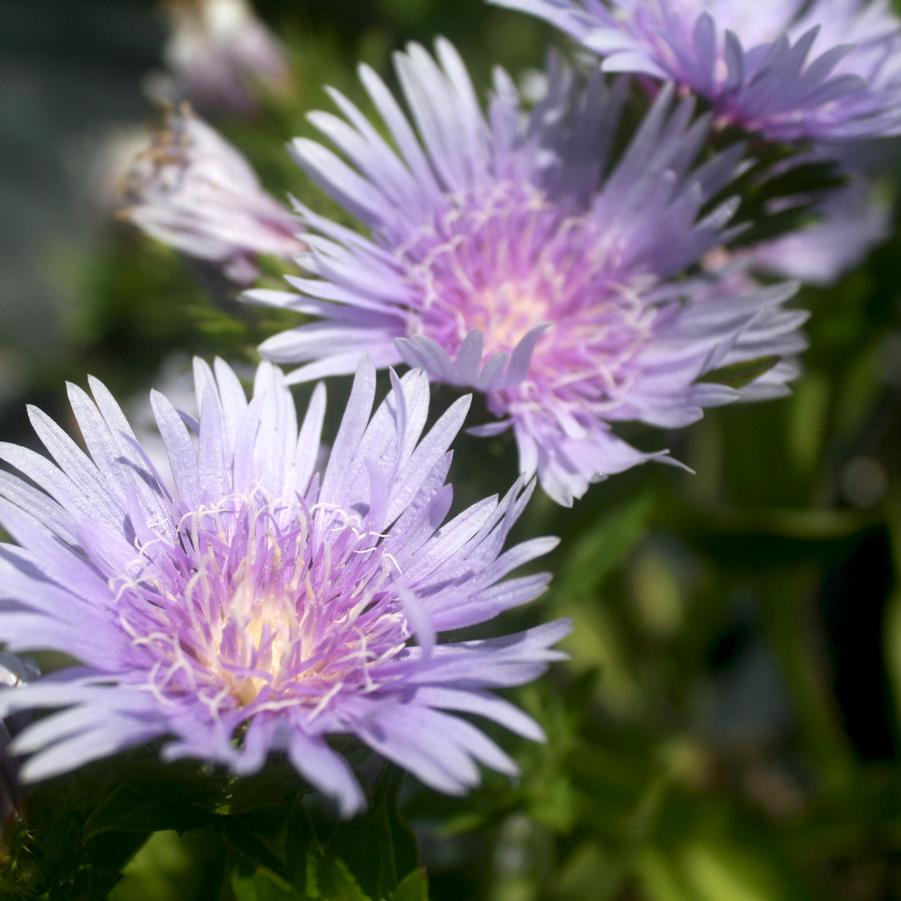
[120,106,302,285]
[160,0,291,116]
[250,41,805,504]
[0,357,565,816]
[489,0,901,143]
[748,176,890,285]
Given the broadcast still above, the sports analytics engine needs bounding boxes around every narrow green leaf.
[701,355,780,390]
[284,803,319,894]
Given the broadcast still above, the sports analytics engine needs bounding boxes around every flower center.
[467,285,550,354]
[114,495,409,717]
[203,578,306,707]
[399,181,657,415]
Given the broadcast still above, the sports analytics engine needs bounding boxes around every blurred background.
[1,1,900,898]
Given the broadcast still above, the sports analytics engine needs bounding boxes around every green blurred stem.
[759,571,854,788]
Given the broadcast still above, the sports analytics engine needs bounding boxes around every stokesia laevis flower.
[160,0,291,116]
[0,357,566,816]
[248,41,806,505]
[489,0,901,143]
[120,105,302,285]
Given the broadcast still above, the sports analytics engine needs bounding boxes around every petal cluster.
[491,0,901,142]
[0,359,565,815]
[121,106,302,285]
[251,41,805,504]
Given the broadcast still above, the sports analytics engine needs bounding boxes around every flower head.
[121,106,302,285]
[161,0,291,115]
[490,0,901,142]
[0,358,565,815]
[251,41,805,504]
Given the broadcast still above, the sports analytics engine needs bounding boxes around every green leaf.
[326,766,418,898]
[224,761,310,817]
[82,784,213,842]
[642,791,821,901]
[666,506,881,569]
[282,805,370,899]
[312,855,370,901]
[787,374,830,474]
[220,815,288,881]
[638,837,817,901]
[391,868,429,901]
[284,803,319,894]
[757,160,845,203]
[109,829,225,901]
[701,355,781,390]
[231,865,301,901]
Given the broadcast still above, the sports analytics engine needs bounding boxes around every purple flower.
[161,0,291,116]
[748,176,890,285]
[490,0,901,142]
[121,106,302,285]
[249,41,805,504]
[0,357,566,816]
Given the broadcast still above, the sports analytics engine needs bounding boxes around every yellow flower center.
[469,284,549,353]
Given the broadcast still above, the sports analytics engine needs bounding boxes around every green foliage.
[0,751,425,900]
[392,869,430,901]
[326,768,419,898]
